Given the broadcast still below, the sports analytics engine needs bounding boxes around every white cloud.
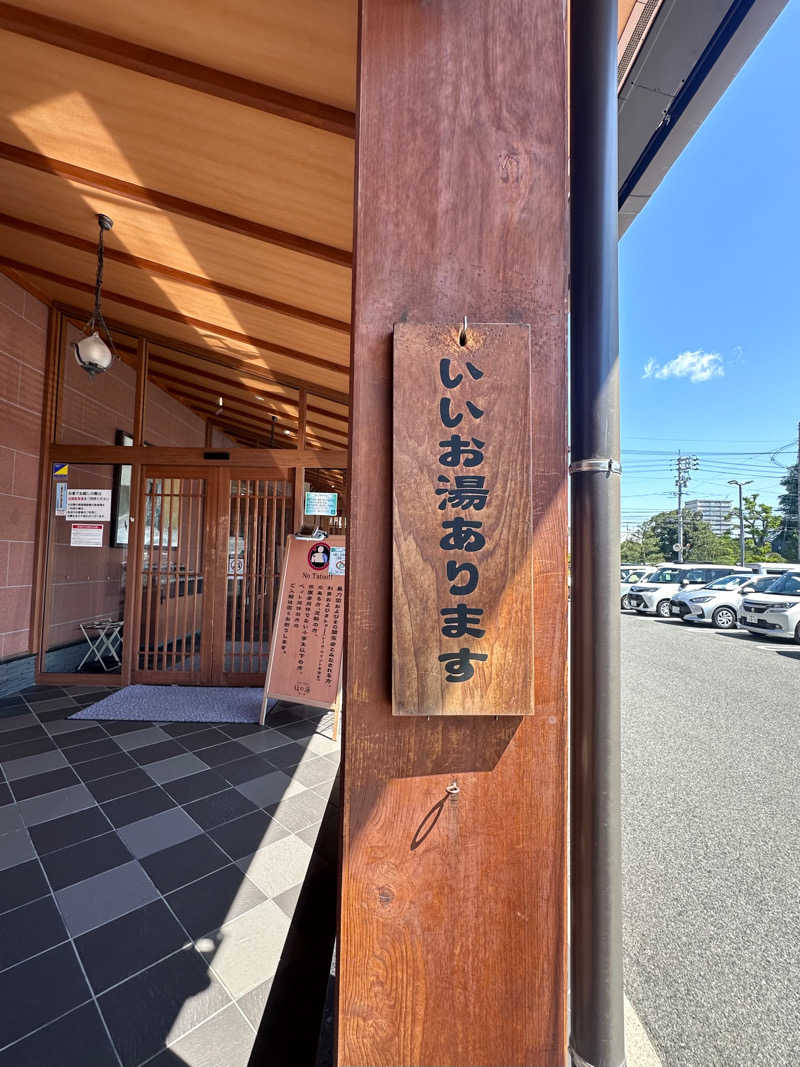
[642,350,724,383]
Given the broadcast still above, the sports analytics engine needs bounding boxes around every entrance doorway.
[133,467,292,685]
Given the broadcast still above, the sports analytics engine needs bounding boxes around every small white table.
[78,619,124,672]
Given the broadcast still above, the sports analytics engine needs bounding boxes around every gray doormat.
[69,685,276,723]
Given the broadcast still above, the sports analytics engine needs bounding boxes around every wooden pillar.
[31,307,63,660]
[338,2,568,1065]
[293,389,307,530]
[122,336,149,685]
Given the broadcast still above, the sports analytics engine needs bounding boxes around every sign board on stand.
[392,322,535,716]
[261,535,346,726]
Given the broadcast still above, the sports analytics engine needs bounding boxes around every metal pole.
[677,453,684,563]
[569,0,625,1063]
[739,482,745,565]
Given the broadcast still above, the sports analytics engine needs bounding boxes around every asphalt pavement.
[621,612,800,1067]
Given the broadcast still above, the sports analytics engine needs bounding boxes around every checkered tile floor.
[0,684,340,1067]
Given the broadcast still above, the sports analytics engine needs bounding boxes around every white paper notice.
[66,489,112,521]
[70,523,104,547]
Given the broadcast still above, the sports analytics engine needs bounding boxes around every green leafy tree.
[621,524,663,563]
[777,463,798,559]
[641,509,719,562]
[727,493,781,551]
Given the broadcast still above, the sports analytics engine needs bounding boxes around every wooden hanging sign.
[392,322,534,716]
[261,534,346,721]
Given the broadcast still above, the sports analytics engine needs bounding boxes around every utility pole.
[728,479,753,566]
[674,452,699,562]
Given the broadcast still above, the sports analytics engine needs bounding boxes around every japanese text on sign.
[262,535,346,718]
[392,323,535,716]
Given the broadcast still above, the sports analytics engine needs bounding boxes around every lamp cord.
[86,219,117,358]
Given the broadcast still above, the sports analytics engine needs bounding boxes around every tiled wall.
[0,274,47,663]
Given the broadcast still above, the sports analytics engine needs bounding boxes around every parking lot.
[621,611,800,1067]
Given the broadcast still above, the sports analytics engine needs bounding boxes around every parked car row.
[621,562,800,642]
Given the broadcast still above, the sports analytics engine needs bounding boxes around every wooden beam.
[0,212,350,334]
[339,0,568,1063]
[133,337,148,446]
[0,2,356,139]
[146,368,348,443]
[148,352,350,425]
[53,303,351,407]
[294,390,308,529]
[48,445,349,470]
[0,254,349,378]
[0,141,352,267]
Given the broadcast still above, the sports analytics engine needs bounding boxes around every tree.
[621,523,663,563]
[727,493,781,551]
[641,509,719,562]
[777,463,798,560]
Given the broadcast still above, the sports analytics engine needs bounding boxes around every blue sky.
[619,0,800,535]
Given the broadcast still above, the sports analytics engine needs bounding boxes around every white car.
[738,570,800,642]
[621,568,655,610]
[627,564,750,618]
[671,574,777,629]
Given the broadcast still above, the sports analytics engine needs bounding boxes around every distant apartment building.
[686,499,734,536]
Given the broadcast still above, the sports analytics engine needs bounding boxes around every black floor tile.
[53,726,107,750]
[10,766,80,801]
[40,830,132,891]
[29,806,113,856]
[160,721,208,737]
[102,785,176,828]
[208,809,288,861]
[35,706,75,723]
[0,942,91,1049]
[0,894,68,971]
[86,768,154,803]
[0,859,50,915]
[0,736,56,762]
[263,741,307,769]
[130,739,185,764]
[74,751,137,782]
[0,1001,118,1067]
[0,782,11,806]
[217,722,264,737]
[75,898,189,994]
[218,754,274,786]
[183,788,256,831]
[165,863,263,939]
[141,833,229,894]
[0,723,48,747]
[162,769,228,805]
[0,696,27,714]
[61,738,122,765]
[102,720,156,736]
[98,946,229,1067]
[176,727,230,751]
[21,686,67,701]
[195,739,253,767]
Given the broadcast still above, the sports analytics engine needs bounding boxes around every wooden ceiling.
[0,1,637,451]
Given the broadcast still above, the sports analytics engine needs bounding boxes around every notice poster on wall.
[66,488,112,522]
[70,523,104,547]
[261,535,346,722]
[54,481,68,516]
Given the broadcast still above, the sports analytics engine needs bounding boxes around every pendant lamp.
[73,214,117,377]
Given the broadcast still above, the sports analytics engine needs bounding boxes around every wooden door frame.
[34,448,322,688]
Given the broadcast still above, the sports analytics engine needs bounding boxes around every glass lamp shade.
[73,330,114,376]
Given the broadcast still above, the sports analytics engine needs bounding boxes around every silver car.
[670,574,776,628]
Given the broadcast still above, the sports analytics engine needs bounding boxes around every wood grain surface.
[392,323,534,716]
[339,0,568,1063]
